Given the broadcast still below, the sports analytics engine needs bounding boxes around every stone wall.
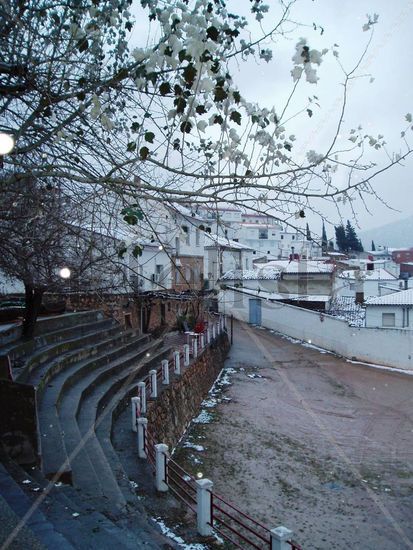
[0,380,38,465]
[146,333,230,449]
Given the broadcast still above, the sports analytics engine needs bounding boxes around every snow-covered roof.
[240,223,283,229]
[261,260,334,274]
[365,288,413,306]
[338,269,396,281]
[170,203,207,222]
[225,286,329,301]
[204,234,253,250]
[221,268,280,280]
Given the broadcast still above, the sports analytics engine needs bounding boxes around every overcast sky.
[227,0,413,237]
[132,1,413,239]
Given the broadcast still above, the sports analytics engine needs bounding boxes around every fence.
[131,314,302,550]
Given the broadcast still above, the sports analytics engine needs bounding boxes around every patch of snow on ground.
[183,442,204,451]
[152,518,208,549]
[192,410,214,424]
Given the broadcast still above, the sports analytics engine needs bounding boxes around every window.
[382,313,395,327]
[196,228,200,246]
[233,238,239,242]
[292,235,295,240]
[281,235,284,240]
[258,229,268,239]
[182,225,190,245]
[349,283,355,291]
[267,250,270,254]
[175,236,180,256]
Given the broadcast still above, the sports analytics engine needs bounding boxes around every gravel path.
[177,321,413,550]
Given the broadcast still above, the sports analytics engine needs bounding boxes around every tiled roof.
[365,288,413,306]
[339,269,396,280]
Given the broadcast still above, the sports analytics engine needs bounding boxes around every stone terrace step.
[75,345,171,505]
[0,310,105,350]
[38,335,152,484]
[57,341,167,507]
[0,451,173,549]
[30,326,142,394]
[16,318,119,384]
[0,462,74,549]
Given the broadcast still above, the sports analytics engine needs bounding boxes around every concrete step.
[0,451,173,549]
[58,341,166,506]
[0,462,74,549]
[17,319,118,384]
[38,335,152,484]
[2,310,106,355]
[32,327,143,395]
[77,345,172,505]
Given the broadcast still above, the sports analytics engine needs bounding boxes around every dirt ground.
[175,321,413,550]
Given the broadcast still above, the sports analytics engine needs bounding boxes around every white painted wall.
[219,288,413,371]
[128,246,172,291]
[365,305,413,330]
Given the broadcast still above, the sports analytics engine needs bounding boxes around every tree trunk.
[22,284,44,339]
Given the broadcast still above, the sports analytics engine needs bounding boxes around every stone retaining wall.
[146,333,230,449]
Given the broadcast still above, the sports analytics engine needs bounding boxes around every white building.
[365,288,413,329]
[128,241,174,292]
[334,268,399,300]
[203,234,253,288]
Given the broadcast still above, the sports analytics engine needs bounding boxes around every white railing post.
[149,369,157,398]
[193,337,198,358]
[271,526,294,550]
[196,478,213,536]
[207,327,211,344]
[137,417,148,459]
[162,359,169,384]
[174,351,181,374]
[212,323,216,340]
[155,444,169,492]
[138,381,147,414]
[216,321,220,336]
[183,344,190,366]
[131,396,140,432]
[200,333,205,350]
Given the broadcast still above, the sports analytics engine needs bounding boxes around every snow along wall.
[219,288,413,371]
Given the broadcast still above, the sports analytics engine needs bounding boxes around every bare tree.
[1,0,411,232]
[0,177,126,337]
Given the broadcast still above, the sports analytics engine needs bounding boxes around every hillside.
[360,215,413,250]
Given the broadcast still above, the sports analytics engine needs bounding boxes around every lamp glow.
[59,267,71,279]
[0,133,15,155]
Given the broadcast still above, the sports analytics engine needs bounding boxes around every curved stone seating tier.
[38,334,153,484]
[21,319,121,386]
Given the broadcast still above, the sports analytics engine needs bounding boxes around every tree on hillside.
[321,222,328,255]
[335,224,347,252]
[1,1,412,232]
[306,223,311,241]
[371,240,376,251]
[345,220,364,252]
[0,177,126,337]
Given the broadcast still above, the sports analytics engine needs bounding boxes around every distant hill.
[360,215,413,250]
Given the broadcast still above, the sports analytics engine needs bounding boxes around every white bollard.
[271,526,294,550]
[149,369,157,398]
[196,478,213,536]
[162,359,169,385]
[183,344,190,366]
[212,324,216,340]
[174,351,181,374]
[131,396,140,432]
[155,444,169,492]
[193,338,198,358]
[137,417,148,459]
[138,381,147,414]
[200,333,205,349]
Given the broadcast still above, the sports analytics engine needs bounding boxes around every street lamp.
[59,267,71,279]
[0,133,15,155]
[59,267,71,310]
